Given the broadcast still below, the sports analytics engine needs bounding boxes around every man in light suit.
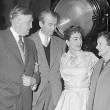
[0,6,40,110]
[87,31,110,110]
[31,10,66,110]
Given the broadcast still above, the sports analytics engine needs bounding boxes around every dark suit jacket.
[0,28,39,110]
[31,31,66,110]
[87,58,110,110]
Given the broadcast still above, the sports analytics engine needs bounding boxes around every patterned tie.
[18,35,24,52]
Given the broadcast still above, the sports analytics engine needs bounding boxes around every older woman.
[55,26,98,110]
[87,31,110,110]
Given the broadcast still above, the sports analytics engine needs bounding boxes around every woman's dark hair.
[97,31,110,46]
[63,25,84,41]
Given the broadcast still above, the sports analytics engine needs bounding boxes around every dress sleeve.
[88,52,99,77]
[60,52,70,79]
[60,53,66,76]
[91,53,99,68]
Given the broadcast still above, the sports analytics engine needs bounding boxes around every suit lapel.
[102,60,110,72]
[24,38,30,67]
[4,29,24,67]
[97,59,110,80]
[50,36,59,68]
[91,59,104,86]
[33,33,49,69]
[88,59,104,109]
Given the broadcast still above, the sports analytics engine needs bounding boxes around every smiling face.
[96,36,110,57]
[66,32,82,51]
[39,14,57,36]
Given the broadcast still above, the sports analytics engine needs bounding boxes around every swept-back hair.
[38,9,59,23]
[9,5,33,21]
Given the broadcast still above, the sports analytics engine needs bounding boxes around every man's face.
[15,14,33,36]
[39,14,57,36]
[96,36,110,57]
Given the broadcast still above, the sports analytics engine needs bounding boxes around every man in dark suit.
[87,31,110,110]
[0,6,40,110]
[31,10,66,110]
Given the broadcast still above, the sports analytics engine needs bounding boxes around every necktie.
[18,35,24,52]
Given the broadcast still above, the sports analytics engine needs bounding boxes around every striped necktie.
[18,35,24,52]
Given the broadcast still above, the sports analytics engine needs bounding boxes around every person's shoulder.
[62,52,67,57]
[53,35,65,47]
[0,28,10,40]
[83,51,96,56]
[60,52,71,64]
[0,28,9,35]
[61,52,69,59]
[83,51,99,62]
[29,30,39,40]
[54,35,64,42]
[0,30,3,37]
[25,36,35,46]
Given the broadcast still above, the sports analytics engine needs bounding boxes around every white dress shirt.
[10,27,25,63]
[39,30,51,47]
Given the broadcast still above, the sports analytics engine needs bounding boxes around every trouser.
[32,83,55,110]
[0,104,16,110]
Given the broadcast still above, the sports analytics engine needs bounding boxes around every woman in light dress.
[55,26,98,110]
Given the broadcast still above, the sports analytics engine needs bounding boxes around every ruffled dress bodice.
[55,51,98,110]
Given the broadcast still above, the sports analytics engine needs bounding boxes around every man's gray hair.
[9,5,33,21]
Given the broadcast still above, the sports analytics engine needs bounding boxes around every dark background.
[51,0,110,53]
[0,0,110,53]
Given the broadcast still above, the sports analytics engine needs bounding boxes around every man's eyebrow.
[73,36,82,38]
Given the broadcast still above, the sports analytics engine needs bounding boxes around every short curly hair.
[63,25,84,41]
[97,31,110,46]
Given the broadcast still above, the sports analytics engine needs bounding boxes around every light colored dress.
[55,51,98,110]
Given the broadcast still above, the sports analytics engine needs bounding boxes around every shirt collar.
[39,29,51,45]
[10,27,24,42]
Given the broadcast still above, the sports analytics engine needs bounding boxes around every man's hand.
[22,74,36,87]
